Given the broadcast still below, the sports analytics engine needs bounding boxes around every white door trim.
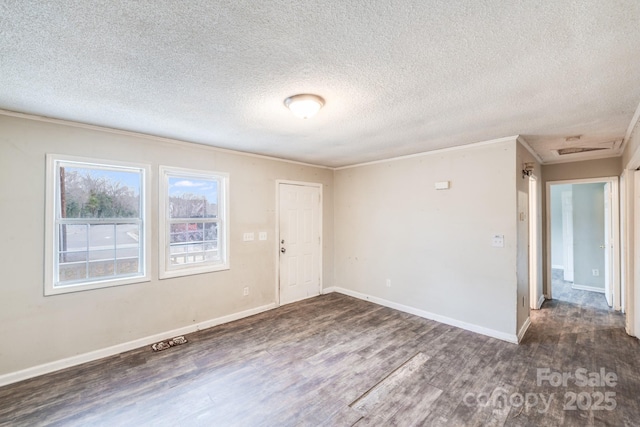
[529,176,543,309]
[275,180,323,306]
[545,177,620,307]
[561,190,574,283]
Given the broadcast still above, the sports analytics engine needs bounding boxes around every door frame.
[529,175,544,309]
[545,176,620,305]
[275,180,323,306]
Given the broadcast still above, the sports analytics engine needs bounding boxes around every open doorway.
[546,177,620,310]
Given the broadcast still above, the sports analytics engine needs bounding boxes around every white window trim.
[44,154,151,296]
[159,166,230,279]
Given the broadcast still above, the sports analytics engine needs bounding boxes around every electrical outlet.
[243,287,249,296]
[386,279,391,287]
[259,232,267,241]
[492,235,504,247]
[592,269,599,277]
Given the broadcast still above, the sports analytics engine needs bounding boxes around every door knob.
[281,247,286,253]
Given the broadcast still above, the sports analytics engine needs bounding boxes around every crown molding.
[620,99,640,155]
[335,135,520,170]
[516,136,544,164]
[0,109,333,170]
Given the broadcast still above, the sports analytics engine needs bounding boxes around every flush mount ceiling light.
[284,94,324,119]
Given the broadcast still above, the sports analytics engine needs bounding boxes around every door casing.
[545,176,620,307]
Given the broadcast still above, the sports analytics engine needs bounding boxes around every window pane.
[58,224,88,263]
[116,223,140,257]
[169,242,206,265]
[89,223,115,249]
[170,223,189,243]
[59,262,87,283]
[88,260,115,279]
[168,177,218,219]
[204,222,217,241]
[59,165,141,219]
[117,258,139,275]
[204,242,219,261]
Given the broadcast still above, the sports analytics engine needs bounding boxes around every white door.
[561,191,574,282]
[278,183,321,305]
[604,182,613,307]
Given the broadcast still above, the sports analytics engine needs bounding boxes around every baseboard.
[571,284,605,293]
[537,294,546,309]
[0,303,277,388]
[518,317,532,343]
[326,287,518,344]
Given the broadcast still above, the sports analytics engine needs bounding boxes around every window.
[45,155,150,295]
[159,166,229,278]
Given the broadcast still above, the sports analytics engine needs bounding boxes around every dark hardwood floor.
[1,285,638,426]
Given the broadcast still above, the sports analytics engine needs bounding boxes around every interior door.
[604,182,613,306]
[561,191,574,282]
[278,183,321,305]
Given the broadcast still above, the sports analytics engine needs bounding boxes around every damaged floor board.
[350,352,431,415]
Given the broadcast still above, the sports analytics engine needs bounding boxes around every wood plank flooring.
[1,286,638,426]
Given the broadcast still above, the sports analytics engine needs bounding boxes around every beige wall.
[542,157,621,183]
[334,139,519,339]
[0,114,334,376]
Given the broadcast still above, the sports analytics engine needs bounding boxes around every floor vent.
[151,336,188,352]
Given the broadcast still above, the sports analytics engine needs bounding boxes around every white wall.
[550,184,570,268]
[622,117,640,337]
[333,139,520,339]
[0,114,334,378]
[515,142,541,334]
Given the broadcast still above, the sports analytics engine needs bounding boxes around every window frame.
[159,166,229,279]
[44,154,151,296]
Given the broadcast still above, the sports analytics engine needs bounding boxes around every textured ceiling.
[1,1,639,167]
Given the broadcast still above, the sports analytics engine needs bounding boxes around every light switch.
[243,232,255,241]
[492,235,504,247]
[259,232,267,241]
[435,181,450,190]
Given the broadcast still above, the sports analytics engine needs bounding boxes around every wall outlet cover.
[492,235,505,247]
